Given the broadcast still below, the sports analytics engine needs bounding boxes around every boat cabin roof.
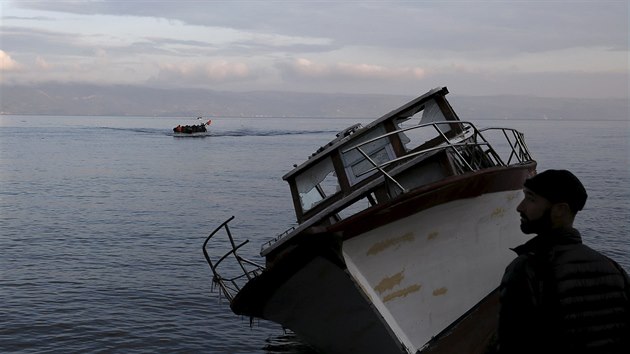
[283,86,450,181]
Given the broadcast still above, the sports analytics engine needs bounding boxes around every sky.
[1,0,628,98]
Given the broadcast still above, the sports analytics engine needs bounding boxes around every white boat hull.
[235,187,530,354]
[343,189,528,352]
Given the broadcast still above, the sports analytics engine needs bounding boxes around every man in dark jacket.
[497,169,630,353]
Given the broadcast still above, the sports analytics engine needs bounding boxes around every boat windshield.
[292,97,464,218]
[295,156,340,211]
[395,98,452,152]
[341,124,394,185]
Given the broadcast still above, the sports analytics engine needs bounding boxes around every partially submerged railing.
[344,121,532,194]
[202,216,264,302]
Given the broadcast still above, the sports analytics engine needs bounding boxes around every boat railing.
[477,127,532,165]
[262,122,532,255]
[202,216,264,302]
[344,121,532,194]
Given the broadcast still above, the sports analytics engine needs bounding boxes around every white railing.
[343,121,532,193]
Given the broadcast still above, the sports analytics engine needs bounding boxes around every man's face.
[516,188,553,234]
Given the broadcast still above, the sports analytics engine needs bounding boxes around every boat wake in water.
[213,128,337,137]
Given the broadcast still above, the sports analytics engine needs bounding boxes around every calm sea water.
[1,115,628,353]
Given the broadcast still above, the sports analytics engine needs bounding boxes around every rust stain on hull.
[383,284,422,302]
[432,287,448,296]
[367,232,414,256]
[374,271,404,295]
[491,207,505,218]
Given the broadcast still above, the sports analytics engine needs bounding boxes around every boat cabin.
[284,87,469,223]
[262,87,528,257]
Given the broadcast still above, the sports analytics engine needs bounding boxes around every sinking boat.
[173,118,211,136]
[203,87,536,354]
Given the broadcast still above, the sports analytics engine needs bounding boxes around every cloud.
[281,58,426,81]
[287,58,329,77]
[150,61,252,86]
[4,1,628,98]
[0,50,22,71]
[336,63,426,80]
[35,56,51,69]
[14,1,627,55]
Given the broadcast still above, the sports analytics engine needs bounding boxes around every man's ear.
[551,202,573,220]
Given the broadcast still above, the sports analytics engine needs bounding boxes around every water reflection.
[264,332,318,354]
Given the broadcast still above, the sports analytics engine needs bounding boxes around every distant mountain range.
[1,83,627,120]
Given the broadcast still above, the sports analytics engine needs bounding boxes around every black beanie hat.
[523,169,587,213]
